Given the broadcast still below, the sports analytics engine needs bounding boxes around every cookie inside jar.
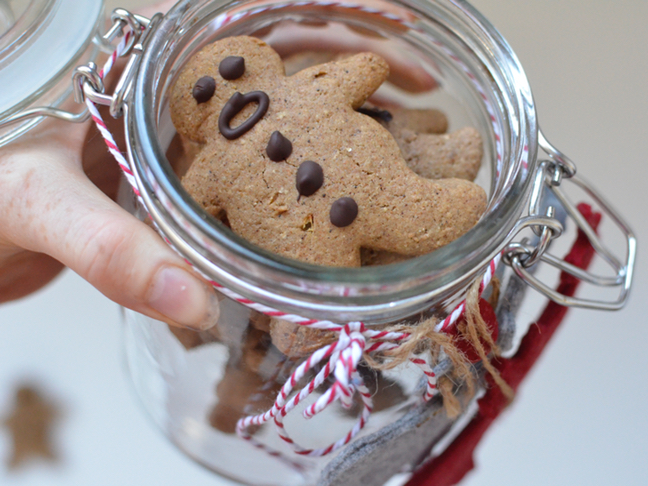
[163,13,495,269]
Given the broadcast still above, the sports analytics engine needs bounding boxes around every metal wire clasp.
[73,9,162,119]
[503,130,636,310]
[0,10,160,133]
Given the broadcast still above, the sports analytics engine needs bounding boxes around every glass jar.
[0,0,105,145]
[91,0,634,485]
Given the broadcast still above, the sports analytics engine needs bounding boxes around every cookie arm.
[181,149,225,219]
[361,173,487,256]
[295,52,390,109]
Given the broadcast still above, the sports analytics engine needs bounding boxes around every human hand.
[0,107,221,329]
[0,0,436,327]
[0,0,219,330]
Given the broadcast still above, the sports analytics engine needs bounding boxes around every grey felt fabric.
[316,395,455,486]
[496,273,527,352]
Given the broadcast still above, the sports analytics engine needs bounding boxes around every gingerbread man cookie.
[384,114,483,181]
[170,36,486,267]
[355,104,483,182]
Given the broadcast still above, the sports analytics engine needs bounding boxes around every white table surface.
[1,1,647,485]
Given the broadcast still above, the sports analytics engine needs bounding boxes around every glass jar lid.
[0,0,103,118]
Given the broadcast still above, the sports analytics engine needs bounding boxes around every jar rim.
[128,0,538,322]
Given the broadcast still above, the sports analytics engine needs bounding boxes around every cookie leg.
[269,318,338,358]
[361,175,487,256]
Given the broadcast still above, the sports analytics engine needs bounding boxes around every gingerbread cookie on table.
[170,36,486,267]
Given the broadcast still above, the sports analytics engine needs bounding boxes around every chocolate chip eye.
[330,197,358,227]
[266,131,292,161]
[296,161,324,197]
[219,56,246,80]
[192,76,216,104]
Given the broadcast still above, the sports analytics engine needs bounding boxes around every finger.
[137,3,436,92]
[0,147,220,331]
[264,22,438,93]
[135,0,176,18]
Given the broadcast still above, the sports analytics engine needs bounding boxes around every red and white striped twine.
[89,4,503,458]
[85,31,142,201]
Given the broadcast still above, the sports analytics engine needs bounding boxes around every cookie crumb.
[301,214,315,231]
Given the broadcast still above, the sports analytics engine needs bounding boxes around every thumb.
[7,159,220,331]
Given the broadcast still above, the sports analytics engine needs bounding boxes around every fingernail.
[148,266,220,330]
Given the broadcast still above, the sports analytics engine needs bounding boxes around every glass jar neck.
[128,0,538,323]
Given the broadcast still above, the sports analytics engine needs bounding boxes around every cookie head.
[170,36,487,267]
[170,36,286,144]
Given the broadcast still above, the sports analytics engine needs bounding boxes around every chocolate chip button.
[296,161,324,197]
[219,56,246,80]
[192,76,216,104]
[266,131,292,161]
[330,197,358,227]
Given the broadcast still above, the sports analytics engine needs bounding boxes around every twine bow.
[235,321,444,457]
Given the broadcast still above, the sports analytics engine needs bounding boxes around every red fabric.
[406,204,601,486]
